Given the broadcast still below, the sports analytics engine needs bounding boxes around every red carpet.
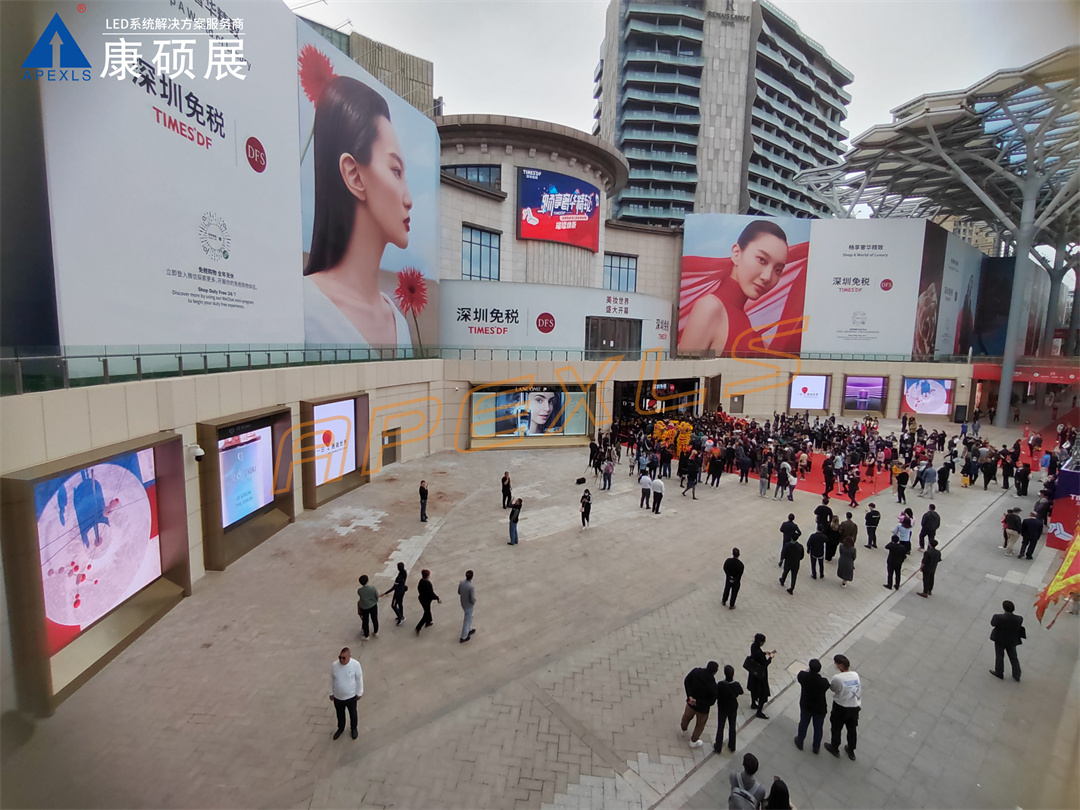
[1019,407,1079,466]
[746,452,896,503]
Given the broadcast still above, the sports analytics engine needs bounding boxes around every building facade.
[593,0,852,225]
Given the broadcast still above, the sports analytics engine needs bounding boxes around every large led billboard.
[218,427,275,528]
[900,378,955,416]
[844,376,887,411]
[471,386,591,438]
[789,375,830,410]
[517,168,601,253]
[33,449,161,655]
[679,214,811,356]
[312,399,356,485]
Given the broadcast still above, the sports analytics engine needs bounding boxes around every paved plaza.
[1,418,1077,809]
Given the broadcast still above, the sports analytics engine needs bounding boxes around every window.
[462,226,500,281]
[604,253,638,292]
[443,164,502,191]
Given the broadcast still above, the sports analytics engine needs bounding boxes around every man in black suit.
[779,536,805,595]
[779,514,801,566]
[989,600,1025,682]
[722,548,744,610]
[1019,513,1044,561]
[793,658,830,754]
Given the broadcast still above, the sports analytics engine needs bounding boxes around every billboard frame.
[300,392,370,511]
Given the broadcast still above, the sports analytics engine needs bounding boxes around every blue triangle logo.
[23,13,90,70]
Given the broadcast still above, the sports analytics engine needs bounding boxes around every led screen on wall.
[33,449,162,656]
[471,387,591,438]
[789,375,830,410]
[517,168,601,253]
[312,399,356,486]
[899,378,955,416]
[843,376,887,411]
[218,427,275,528]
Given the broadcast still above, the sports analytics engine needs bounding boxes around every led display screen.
[218,426,275,528]
[900,378,955,416]
[844,376,887,411]
[789,375,830,410]
[34,449,161,656]
[517,168,601,252]
[312,399,357,486]
[471,387,590,438]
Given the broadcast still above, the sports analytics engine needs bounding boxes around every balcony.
[622,147,697,165]
[628,167,699,184]
[623,108,701,125]
[620,87,700,108]
[594,59,604,82]
[620,128,699,145]
[626,2,706,22]
[623,69,702,90]
[626,18,704,43]
[622,50,705,69]
[619,186,696,202]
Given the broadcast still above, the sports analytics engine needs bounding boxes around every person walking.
[728,753,767,809]
[580,489,592,529]
[918,538,941,597]
[779,535,804,595]
[824,515,842,563]
[356,575,380,639]
[638,471,653,510]
[722,548,744,609]
[807,528,826,580]
[508,498,522,545]
[793,658,830,754]
[712,664,744,753]
[864,502,881,548]
[837,538,856,588]
[823,654,862,761]
[329,647,363,740]
[679,660,719,749]
[918,504,940,550]
[746,634,775,719]
[419,479,429,523]
[457,569,477,643]
[681,462,699,499]
[895,467,909,504]
[381,562,407,625]
[1003,508,1022,556]
[501,471,513,508]
[414,569,440,635]
[758,458,772,498]
[884,532,906,590]
[919,463,937,498]
[989,600,1025,682]
[651,475,665,514]
[846,471,860,508]
[814,496,833,532]
[779,514,801,567]
[1019,512,1044,560]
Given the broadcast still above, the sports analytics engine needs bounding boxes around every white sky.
[292,0,1079,143]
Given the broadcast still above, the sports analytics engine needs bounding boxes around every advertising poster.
[935,232,983,357]
[789,374,829,410]
[899,378,954,416]
[471,387,590,438]
[517,168,601,253]
[298,21,440,351]
[33,449,161,656]
[912,223,947,359]
[844,376,886,411]
[801,219,928,356]
[31,1,305,345]
[678,214,811,356]
[439,280,671,350]
[218,427,275,528]
[312,399,356,485]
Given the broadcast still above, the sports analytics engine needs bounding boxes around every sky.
[292,0,1079,144]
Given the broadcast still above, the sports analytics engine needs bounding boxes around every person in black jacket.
[918,539,941,597]
[414,569,441,635]
[1019,512,1044,560]
[779,537,804,595]
[712,664,744,753]
[896,468,910,503]
[884,536,906,590]
[807,530,826,580]
[918,504,940,550]
[779,515,801,566]
[864,503,881,549]
[381,561,408,624]
[814,497,833,531]
[747,633,775,718]
[722,548,744,610]
[989,600,1024,681]
[793,658,830,754]
[679,661,719,748]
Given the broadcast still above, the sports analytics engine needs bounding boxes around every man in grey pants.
[458,570,477,643]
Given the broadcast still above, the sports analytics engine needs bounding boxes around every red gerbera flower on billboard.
[298,44,335,105]
[395,268,428,354]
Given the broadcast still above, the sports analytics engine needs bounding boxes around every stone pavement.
[1,418,1075,809]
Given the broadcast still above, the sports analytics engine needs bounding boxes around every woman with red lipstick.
[304,76,413,348]
[680,220,789,355]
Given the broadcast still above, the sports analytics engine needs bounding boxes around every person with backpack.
[728,752,767,809]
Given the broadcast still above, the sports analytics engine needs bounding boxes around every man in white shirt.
[651,476,665,514]
[823,653,861,761]
[330,647,364,740]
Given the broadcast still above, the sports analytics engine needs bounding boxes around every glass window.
[462,226,500,281]
[442,165,502,192]
[603,253,638,292]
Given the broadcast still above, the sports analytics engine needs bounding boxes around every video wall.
[517,168,601,253]
[899,378,955,416]
[312,399,357,485]
[789,375,830,411]
[843,376,887,412]
[217,424,276,529]
[471,386,591,438]
[33,449,162,656]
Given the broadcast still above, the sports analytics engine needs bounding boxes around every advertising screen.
[517,168,601,253]
[900,378,955,416]
[844,376,887,411]
[312,399,356,486]
[678,214,811,356]
[218,426,275,528]
[471,387,591,438]
[789,375,830,410]
[33,449,161,656]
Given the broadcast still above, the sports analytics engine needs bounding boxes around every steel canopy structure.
[798,47,1079,428]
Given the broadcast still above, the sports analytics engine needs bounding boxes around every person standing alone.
[414,569,440,635]
[823,654,861,761]
[419,479,428,522]
[458,570,477,643]
[508,498,522,545]
[329,647,363,740]
[722,548,744,609]
[864,502,881,548]
[989,600,1025,682]
[712,664,744,753]
[501,471,513,508]
[580,489,592,529]
[651,475,665,514]
[918,539,941,597]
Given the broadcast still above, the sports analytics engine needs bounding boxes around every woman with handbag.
[745,632,776,719]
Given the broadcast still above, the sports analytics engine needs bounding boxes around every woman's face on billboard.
[730,233,787,301]
[349,116,413,249]
[529,392,556,429]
